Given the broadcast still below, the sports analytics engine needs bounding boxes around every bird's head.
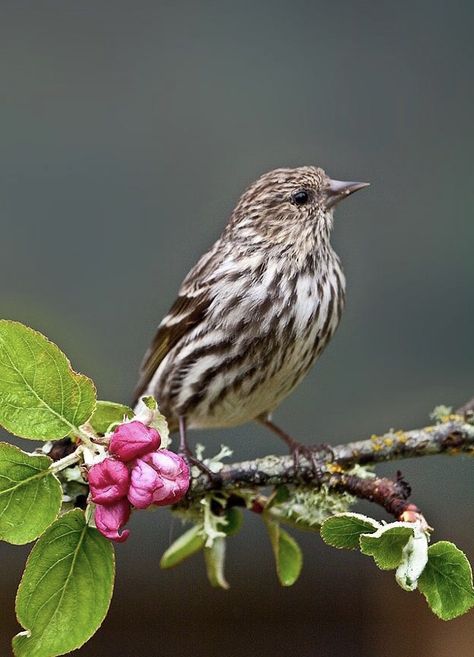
[227,166,369,249]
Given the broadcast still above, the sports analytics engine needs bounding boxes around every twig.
[190,415,474,492]
[47,400,474,521]
[188,411,474,520]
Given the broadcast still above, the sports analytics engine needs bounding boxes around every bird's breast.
[151,256,345,429]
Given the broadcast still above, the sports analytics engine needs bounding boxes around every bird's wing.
[132,245,223,406]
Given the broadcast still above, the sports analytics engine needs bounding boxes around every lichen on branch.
[186,409,474,522]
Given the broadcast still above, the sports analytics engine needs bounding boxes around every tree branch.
[48,401,474,523]
[188,410,474,521]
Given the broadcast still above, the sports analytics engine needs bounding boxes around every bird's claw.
[179,448,220,486]
[289,441,334,482]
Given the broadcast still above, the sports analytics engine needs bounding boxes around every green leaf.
[88,400,133,435]
[204,537,229,589]
[274,484,290,504]
[359,524,414,570]
[0,321,96,440]
[0,443,62,544]
[135,395,171,448]
[265,517,303,586]
[147,407,170,448]
[222,508,243,536]
[13,509,115,657]
[418,541,474,620]
[266,484,290,509]
[141,395,157,410]
[160,524,205,569]
[320,513,380,550]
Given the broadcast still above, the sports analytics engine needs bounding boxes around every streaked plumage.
[134,166,368,435]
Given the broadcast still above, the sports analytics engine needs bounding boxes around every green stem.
[85,504,94,525]
[50,447,83,473]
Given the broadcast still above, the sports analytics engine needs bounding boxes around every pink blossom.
[95,499,131,543]
[109,420,161,462]
[128,449,190,509]
[88,458,130,504]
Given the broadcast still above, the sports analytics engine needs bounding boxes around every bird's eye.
[291,189,310,206]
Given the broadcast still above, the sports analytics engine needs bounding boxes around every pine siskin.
[133,166,368,454]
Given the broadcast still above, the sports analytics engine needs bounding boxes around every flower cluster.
[87,421,190,542]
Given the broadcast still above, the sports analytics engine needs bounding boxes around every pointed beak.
[325,179,370,209]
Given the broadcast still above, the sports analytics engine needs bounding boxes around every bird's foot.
[179,446,215,481]
[258,416,333,482]
[287,439,334,483]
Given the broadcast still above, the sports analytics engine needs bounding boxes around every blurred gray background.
[1,1,473,655]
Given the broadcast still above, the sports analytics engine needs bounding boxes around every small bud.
[128,449,190,509]
[87,458,130,504]
[95,499,131,543]
[109,420,161,462]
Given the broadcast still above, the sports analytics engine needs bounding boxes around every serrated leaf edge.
[13,509,115,656]
[418,541,474,620]
[0,320,97,440]
[320,512,381,550]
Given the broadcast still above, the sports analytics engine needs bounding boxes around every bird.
[133,166,368,461]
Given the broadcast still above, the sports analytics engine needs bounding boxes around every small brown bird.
[133,167,368,455]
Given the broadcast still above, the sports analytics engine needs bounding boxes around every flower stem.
[50,446,83,472]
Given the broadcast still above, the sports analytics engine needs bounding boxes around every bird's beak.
[325,179,370,209]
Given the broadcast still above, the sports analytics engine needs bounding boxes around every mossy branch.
[48,399,474,522]
[187,404,474,521]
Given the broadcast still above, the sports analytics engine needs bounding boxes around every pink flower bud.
[88,458,130,504]
[128,449,190,509]
[109,420,161,462]
[95,499,131,543]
